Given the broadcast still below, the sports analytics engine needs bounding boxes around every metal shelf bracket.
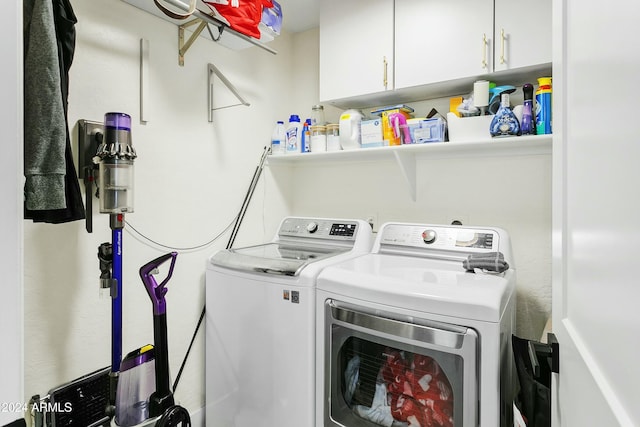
[208,63,250,123]
[179,19,209,66]
[124,0,277,65]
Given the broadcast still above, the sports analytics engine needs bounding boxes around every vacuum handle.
[140,252,178,315]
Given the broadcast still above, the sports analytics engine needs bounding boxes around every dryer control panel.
[377,223,506,255]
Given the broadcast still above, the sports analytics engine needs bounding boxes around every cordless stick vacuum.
[94,112,137,415]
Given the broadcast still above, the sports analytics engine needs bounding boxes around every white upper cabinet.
[319,0,551,105]
[395,0,494,90]
[319,0,394,102]
[493,0,552,71]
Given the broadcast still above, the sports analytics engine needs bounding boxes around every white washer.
[205,217,373,427]
[316,222,516,427]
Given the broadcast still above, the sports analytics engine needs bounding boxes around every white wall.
[278,27,552,343]
[23,0,292,415]
[23,0,552,419]
[276,151,552,339]
[275,28,552,339]
[0,0,23,425]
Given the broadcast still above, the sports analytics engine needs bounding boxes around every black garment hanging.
[24,0,85,223]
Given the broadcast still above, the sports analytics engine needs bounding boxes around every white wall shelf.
[267,134,552,200]
[268,134,551,164]
[122,0,277,62]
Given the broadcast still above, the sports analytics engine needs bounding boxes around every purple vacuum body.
[139,252,178,417]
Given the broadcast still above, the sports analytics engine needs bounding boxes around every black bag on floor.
[512,334,553,427]
[2,419,26,427]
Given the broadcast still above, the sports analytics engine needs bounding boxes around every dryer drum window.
[324,301,479,427]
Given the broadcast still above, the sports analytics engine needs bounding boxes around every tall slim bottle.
[521,84,535,135]
[535,77,552,135]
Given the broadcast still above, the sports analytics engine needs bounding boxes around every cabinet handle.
[383,56,388,90]
[500,28,506,64]
[481,33,488,69]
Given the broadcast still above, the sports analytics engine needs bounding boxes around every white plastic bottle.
[285,115,302,154]
[270,121,285,155]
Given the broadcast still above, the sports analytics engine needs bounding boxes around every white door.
[0,1,24,424]
[552,1,640,425]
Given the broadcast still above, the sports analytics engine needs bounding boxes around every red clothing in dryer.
[381,349,454,427]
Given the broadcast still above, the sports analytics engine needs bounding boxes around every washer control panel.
[279,218,359,241]
[379,224,501,254]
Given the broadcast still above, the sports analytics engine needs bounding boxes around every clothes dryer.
[205,217,373,427]
[316,222,516,427]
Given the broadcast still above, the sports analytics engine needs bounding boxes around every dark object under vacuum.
[2,418,27,427]
[40,366,111,427]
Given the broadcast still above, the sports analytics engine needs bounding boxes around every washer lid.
[316,253,515,322]
[211,242,349,276]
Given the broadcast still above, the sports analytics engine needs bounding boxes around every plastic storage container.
[310,125,327,152]
[326,124,341,151]
[447,113,492,142]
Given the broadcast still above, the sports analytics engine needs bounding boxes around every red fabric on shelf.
[204,0,273,39]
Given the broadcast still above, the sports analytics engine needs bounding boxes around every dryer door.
[323,300,478,427]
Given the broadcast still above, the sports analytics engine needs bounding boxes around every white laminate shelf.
[267,134,552,200]
[267,134,551,164]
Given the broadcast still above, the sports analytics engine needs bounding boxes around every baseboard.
[189,407,205,427]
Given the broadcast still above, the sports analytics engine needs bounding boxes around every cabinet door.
[494,0,552,71]
[319,0,394,102]
[395,0,493,90]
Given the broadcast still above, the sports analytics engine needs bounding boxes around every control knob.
[306,222,318,233]
[422,229,437,244]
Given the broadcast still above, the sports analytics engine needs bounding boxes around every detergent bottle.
[489,93,520,137]
[339,109,364,150]
[285,115,302,153]
[270,121,285,155]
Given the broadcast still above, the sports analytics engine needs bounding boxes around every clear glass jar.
[311,104,325,126]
